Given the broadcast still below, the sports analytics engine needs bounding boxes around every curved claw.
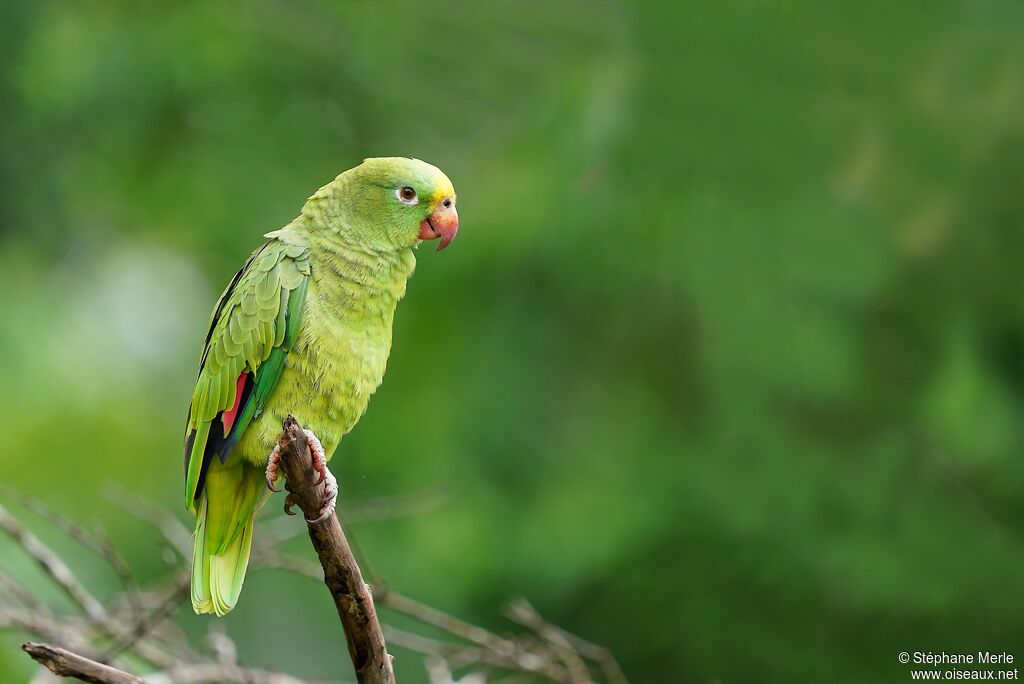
[265,445,283,493]
[284,495,297,516]
[305,463,338,525]
[305,430,328,487]
[306,505,334,525]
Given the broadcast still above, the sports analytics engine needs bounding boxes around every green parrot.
[184,157,459,616]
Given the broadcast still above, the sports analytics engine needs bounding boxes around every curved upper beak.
[418,200,459,251]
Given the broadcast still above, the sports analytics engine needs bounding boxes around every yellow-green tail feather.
[191,461,265,616]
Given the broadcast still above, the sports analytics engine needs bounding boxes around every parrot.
[183,157,459,616]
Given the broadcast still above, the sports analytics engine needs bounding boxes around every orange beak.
[418,201,459,251]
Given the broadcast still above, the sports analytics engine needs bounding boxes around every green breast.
[235,245,416,465]
[293,276,396,441]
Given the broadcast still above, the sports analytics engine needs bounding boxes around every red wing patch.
[221,371,248,435]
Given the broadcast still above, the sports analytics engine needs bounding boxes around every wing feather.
[183,235,311,510]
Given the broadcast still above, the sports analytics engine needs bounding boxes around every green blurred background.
[2,1,1023,682]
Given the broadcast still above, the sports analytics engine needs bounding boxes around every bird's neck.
[312,233,416,300]
[284,217,415,311]
[287,182,417,310]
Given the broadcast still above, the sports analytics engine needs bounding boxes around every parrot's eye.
[396,186,418,205]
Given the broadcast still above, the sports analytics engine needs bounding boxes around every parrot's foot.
[305,429,328,487]
[307,466,338,524]
[283,468,337,523]
[295,428,337,523]
[265,430,325,492]
[269,429,337,524]
[265,444,283,492]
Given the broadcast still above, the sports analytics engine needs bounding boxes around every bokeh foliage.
[1,1,1023,682]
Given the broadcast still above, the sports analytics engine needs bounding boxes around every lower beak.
[418,205,459,251]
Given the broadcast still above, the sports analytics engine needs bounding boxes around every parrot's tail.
[191,462,265,616]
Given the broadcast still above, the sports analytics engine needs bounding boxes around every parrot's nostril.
[443,198,452,208]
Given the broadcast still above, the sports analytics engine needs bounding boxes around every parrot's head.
[331,157,458,252]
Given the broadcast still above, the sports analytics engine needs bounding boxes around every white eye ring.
[396,186,419,205]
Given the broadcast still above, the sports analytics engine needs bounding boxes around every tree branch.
[21,642,142,684]
[0,504,107,624]
[143,663,313,684]
[4,441,625,684]
[277,416,395,684]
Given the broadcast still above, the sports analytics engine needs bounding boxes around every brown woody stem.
[277,415,395,684]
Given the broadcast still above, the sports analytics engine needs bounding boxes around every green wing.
[183,233,310,511]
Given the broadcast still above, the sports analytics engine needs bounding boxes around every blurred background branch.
[22,642,142,684]
[0,490,627,684]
